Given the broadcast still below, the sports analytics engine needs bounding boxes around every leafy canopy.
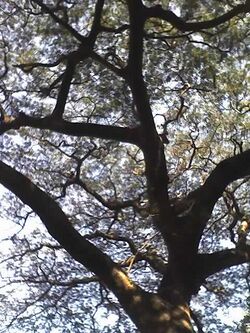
[0,1,249,332]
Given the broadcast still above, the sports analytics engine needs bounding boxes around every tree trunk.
[117,289,194,333]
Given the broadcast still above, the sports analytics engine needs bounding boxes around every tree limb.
[88,0,105,45]
[31,0,86,42]
[0,113,140,146]
[199,245,250,279]
[145,3,250,32]
[178,150,250,251]
[51,58,76,119]
[0,159,140,298]
[194,149,250,212]
[0,160,192,333]
[126,1,172,239]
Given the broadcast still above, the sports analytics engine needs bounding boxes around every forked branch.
[0,159,140,298]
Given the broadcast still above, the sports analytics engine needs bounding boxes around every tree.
[0,0,249,332]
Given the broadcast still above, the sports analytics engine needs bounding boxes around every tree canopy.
[0,1,249,332]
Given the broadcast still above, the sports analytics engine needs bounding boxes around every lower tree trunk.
[118,290,195,333]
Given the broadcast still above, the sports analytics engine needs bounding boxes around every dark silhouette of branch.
[51,58,76,118]
[31,0,86,42]
[195,149,250,211]
[0,160,141,297]
[177,149,250,253]
[88,0,105,45]
[126,1,172,239]
[0,160,190,333]
[49,47,94,118]
[0,113,140,146]
[92,51,126,77]
[146,2,250,32]
[199,245,250,279]
[15,276,99,287]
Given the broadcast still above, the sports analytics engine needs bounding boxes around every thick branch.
[178,150,250,251]
[0,160,140,297]
[88,0,105,45]
[0,160,193,333]
[126,0,172,238]
[146,2,250,32]
[51,58,76,118]
[0,113,140,146]
[194,149,250,211]
[49,46,94,119]
[199,245,250,279]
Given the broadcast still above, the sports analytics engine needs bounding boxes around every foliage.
[0,1,249,332]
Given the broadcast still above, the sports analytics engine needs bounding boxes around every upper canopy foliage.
[0,1,249,332]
